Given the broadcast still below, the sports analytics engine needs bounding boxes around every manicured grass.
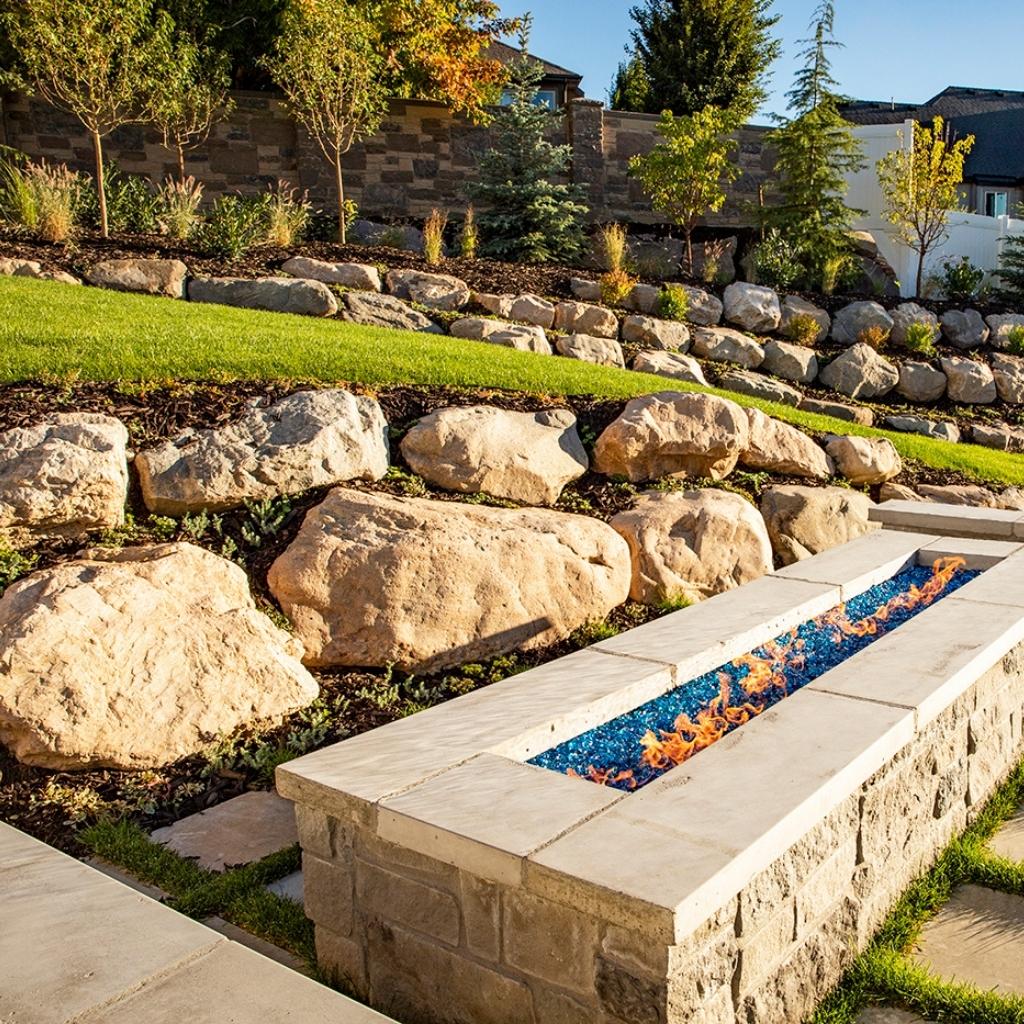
[2,276,1023,485]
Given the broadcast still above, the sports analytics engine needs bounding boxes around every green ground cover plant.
[2,276,1023,486]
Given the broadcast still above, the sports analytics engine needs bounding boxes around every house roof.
[839,86,1024,184]
[485,40,582,83]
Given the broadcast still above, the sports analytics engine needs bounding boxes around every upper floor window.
[500,89,558,110]
[985,191,1009,217]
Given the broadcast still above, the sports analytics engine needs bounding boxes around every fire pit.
[278,509,1024,1024]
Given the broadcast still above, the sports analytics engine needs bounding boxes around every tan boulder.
[510,294,556,328]
[554,301,619,339]
[399,405,587,504]
[917,484,999,507]
[188,276,338,316]
[281,257,381,292]
[610,489,772,604]
[0,414,128,536]
[760,485,875,565]
[0,544,318,769]
[385,269,470,310]
[136,390,389,514]
[593,391,750,482]
[267,489,631,671]
[555,333,625,367]
[879,482,923,502]
[85,258,188,298]
[741,408,832,479]
[632,350,708,385]
[825,435,902,485]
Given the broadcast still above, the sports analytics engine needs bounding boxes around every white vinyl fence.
[845,121,1024,297]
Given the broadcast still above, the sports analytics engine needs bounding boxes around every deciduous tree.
[629,106,740,274]
[877,116,974,297]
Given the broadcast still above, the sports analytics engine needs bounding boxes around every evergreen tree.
[467,25,588,263]
[762,1,864,291]
[995,212,1024,301]
[608,55,650,112]
[613,0,780,118]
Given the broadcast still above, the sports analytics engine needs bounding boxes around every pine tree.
[762,1,864,291]
[467,25,588,264]
[613,0,780,118]
[995,217,1024,301]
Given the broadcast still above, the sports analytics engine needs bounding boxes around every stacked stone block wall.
[297,643,1024,1024]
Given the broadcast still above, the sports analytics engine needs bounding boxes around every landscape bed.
[277,507,1024,1024]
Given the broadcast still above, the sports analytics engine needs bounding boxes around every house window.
[985,191,1009,217]
[500,89,558,110]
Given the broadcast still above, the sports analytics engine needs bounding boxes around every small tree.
[995,207,1024,302]
[466,27,588,263]
[764,1,863,290]
[261,0,387,243]
[877,116,975,297]
[1,0,173,237]
[629,106,740,275]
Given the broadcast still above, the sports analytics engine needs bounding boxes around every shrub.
[1007,325,1024,356]
[423,208,447,265]
[0,159,79,242]
[750,228,802,289]
[263,183,310,247]
[599,267,636,307]
[940,256,984,303]
[784,312,821,347]
[597,222,630,273]
[902,320,938,357]
[155,175,203,241]
[78,163,157,234]
[821,253,856,296]
[196,194,268,259]
[378,224,408,250]
[459,206,478,260]
[857,324,889,350]
[657,283,690,321]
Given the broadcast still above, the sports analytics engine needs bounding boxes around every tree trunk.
[916,247,926,298]
[177,143,187,186]
[334,150,346,244]
[684,227,694,278]
[91,129,108,238]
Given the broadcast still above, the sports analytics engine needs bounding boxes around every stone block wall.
[296,645,1024,1024]
[0,90,772,229]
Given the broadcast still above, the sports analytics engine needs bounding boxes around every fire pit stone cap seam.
[871,501,1024,539]
[917,536,1024,571]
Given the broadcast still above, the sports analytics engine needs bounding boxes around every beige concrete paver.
[988,806,1024,863]
[150,790,298,871]
[913,884,1024,995]
[202,916,310,974]
[856,1009,932,1023]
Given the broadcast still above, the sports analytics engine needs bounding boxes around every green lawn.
[2,275,1022,486]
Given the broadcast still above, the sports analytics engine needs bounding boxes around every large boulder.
[136,390,389,514]
[385,269,470,310]
[681,286,724,326]
[626,283,661,315]
[510,294,556,329]
[825,436,902,485]
[281,257,381,292]
[189,276,338,316]
[940,356,997,404]
[883,415,960,443]
[761,339,818,384]
[473,292,514,317]
[0,414,128,536]
[570,278,601,302]
[896,361,947,403]
[890,302,939,348]
[555,333,625,367]
[85,258,188,298]
[267,489,631,671]
[632,350,708,385]
[554,301,619,339]
[621,315,690,352]
[690,326,765,369]
[940,309,989,350]
[399,406,588,504]
[0,257,80,285]
[593,392,749,483]
[986,314,1024,350]
[741,408,832,479]
[760,486,875,565]
[723,282,781,332]
[719,369,802,408]
[992,353,1024,404]
[798,396,875,426]
[818,344,899,399]
[779,296,830,345]
[450,317,550,353]
[610,489,772,604]
[0,543,318,769]
[340,292,443,333]
[917,484,999,507]
[972,422,1024,453]
[831,301,894,346]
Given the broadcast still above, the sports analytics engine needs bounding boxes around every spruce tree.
[613,0,780,118]
[995,217,1024,302]
[762,1,864,291]
[467,26,587,263]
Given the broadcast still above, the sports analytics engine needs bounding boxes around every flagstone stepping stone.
[856,1009,932,1024]
[151,791,298,872]
[988,805,1024,862]
[340,292,444,333]
[912,884,1024,995]
[266,870,305,904]
[281,257,381,291]
[189,276,338,316]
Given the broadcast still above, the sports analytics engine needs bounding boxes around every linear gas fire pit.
[278,508,1024,1024]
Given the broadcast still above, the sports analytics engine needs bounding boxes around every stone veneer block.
[912,885,1024,995]
[379,754,622,885]
[870,500,1024,539]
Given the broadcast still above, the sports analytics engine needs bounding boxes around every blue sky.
[518,0,1024,123]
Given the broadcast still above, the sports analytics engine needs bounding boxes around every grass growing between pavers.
[80,818,316,974]
[813,759,1024,1024]
[2,276,1024,487]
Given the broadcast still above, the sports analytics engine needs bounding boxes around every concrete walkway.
[0,822,393,1024]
